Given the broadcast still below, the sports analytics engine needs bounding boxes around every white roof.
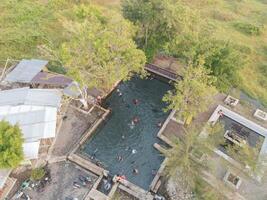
[23,141,40,160]
[0,169,11,189]
[4,59,48,83]
[0,87,62,108]
[0,105,58,142]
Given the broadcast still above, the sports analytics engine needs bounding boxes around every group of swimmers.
[114,88,163,176]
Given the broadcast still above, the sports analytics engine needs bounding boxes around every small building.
[203,103,267,200]
[0,87,62,195]
[2,59,73,89]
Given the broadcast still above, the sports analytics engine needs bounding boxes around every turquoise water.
[83,76,171,190]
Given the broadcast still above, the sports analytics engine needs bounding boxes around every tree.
[30,167,45,181]
[163,62,217,124]
[164,126,223,200]
[166,36,245,92]
[58,4,146,108]
[0,120,24,168]
[122,0,199,59]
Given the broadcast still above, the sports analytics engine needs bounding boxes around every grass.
[0,0,266,106]
[179,0,267,106]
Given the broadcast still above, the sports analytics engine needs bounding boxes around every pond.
[82,76,171,190]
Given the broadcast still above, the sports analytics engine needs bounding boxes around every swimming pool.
[82,76,171,190]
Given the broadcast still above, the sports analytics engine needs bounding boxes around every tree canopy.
[0,120,24,168]
[164,126,223,200]
[122,0,199,60]
[122,0,267,103]
[58,4,146,92]
[163,62,217,124]
[166,36,245,92]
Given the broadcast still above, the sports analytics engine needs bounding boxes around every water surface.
[82,76,171,190]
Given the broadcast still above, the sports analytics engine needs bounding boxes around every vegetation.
[164,126,223,200]
[58,4,146,92]
[30,167,46,181]
[0,120,24,168]
[0,1,145,93]
[122,0,267,105]
[163,63,217,124]
[122,0,199,60]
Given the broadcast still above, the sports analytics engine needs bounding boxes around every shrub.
[234,22,263,36]
[30,168,45,181]
[47,61,67,74]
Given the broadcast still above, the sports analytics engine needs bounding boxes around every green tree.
[0,120,24,168]
[30,167,45,181]
[164,126,223,200]
[163,62,217,124]
[57,4,146,108]
[122,0,199,59]
[166,36,245,92]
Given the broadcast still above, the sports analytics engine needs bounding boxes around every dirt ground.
[21,161,98,200]
[51,105,104,157]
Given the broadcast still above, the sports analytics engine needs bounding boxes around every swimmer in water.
[133,168,139,175]
[122,135,125,139]
[157,122,162,127]
[132,149,137,154]
[132,117,139,124]
[133,99,139,105]
[117,155,123,162]
[116,88,122,96]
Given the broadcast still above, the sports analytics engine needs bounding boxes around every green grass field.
[0,0,266,105]
[180,0,267,105]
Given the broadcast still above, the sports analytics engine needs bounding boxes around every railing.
[145,63,180,81]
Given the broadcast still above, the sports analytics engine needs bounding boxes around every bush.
[30,168,45,181]
[47,61,67,74]
[234,22,263,36]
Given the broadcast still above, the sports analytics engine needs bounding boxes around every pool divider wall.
[149,144,168,193]
[157,109,176,147]
[118,179,154,200]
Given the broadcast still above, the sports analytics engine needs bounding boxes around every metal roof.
[31,71,73,87]
[0,169,11,189]
[4,59,48,83]
[23,141,40,160]
[0,105,58,142]
[0,87,62,108]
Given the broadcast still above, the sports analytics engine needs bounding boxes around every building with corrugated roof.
[0,87,62,191]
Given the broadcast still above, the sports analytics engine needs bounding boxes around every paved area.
[111,189,138,200]
[23,161,98,200]
[51,105,104,157]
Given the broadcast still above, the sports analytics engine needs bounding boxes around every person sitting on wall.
[218,109,223,118]
[96,95,102,104]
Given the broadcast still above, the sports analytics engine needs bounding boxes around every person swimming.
[133,99,139,105]
[116,88,122,96]
[132,149,137,154]
[133,168,139,175]
[117,155,123,162]
[132,117,139,124]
